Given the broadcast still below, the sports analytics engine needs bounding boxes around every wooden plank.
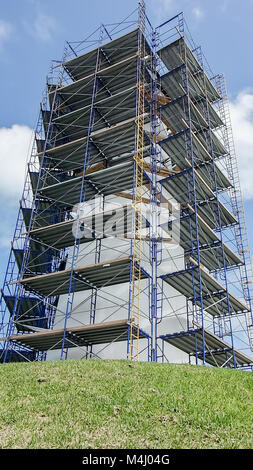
[55,54,138,95]
[10,256,130,286]
[74,161,105,177]
[37,116,138,156]
[0,319,130,342]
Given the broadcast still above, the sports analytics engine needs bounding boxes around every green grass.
[0,360,252,449]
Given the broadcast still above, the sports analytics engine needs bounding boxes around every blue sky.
[0,0,253,284]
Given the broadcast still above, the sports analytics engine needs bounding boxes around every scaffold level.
[0,320,149,353]
[0,1,253,369]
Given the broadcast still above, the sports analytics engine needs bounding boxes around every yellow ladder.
[129,29,145,360]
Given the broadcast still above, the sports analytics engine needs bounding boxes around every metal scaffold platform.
[0,1,253,369]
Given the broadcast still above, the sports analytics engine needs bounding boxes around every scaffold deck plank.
[28,205,141,249]
[198,198,237,229]
[162,258,249,316]
[11,257,148,297]
[161,96,207,133]
[162,67,205,102]
[0,319,147,352]
[197,128,227,158]
[52,86,141,142]
[39,160,150,208]
[37,117,149,171]
[158,37,220,103]
[51,55,139,113]
[161,72,223,129]
[160,130,212,166]
[63,29,147,81]
[22,200,57,229]
[3,294,46,331]
[174,209,243,269]
[159,130,231,191]
[161,166,215,203]
[161,168,237,228]
[197,164,232,192]
[160,326,253,367]
[13,244,55,276]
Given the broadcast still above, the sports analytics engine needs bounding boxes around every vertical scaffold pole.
[199,55,236,368]
[128,0,146,361]
[179,23,206,365]
[148,26,161,362]
[215,73,253,351]
[60,29,103,360]
[2,52,67,362]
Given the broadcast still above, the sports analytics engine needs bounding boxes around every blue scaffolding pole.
[60,27,106,361]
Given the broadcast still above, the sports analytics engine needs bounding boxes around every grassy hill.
[0,360,252,449]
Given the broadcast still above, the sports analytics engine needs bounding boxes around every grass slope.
[0,360,252,449]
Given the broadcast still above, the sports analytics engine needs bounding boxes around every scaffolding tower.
[1,2,253,370]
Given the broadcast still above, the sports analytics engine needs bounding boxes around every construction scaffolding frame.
[0,1,253,370]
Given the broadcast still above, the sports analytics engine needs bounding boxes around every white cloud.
[150,0,175,23]
[158,0,175,14]
[230,90,253,200]
[0,19,12,47]
[24,1,58,43]
[0,208,16,248]
[32,11,57,42]
[0,125,33,249]
[149,0,206,27]
[0,124,33,202]
[220,0,229,13]
[192,7,204,19]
